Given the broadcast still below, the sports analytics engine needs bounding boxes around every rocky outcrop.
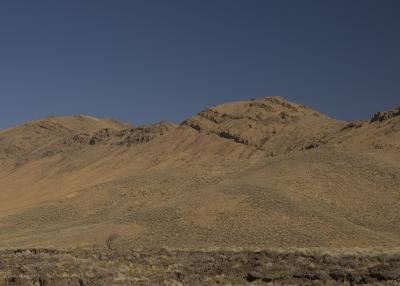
[371,107,400,122]
[118,122,176,146]
[67,122,178,146]
[341,121,363,131]
[89,128,119,145]
[71,133,91,144]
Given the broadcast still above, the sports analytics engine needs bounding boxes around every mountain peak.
[182,96,343,154]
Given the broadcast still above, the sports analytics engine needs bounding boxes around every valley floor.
[0,247,400,285]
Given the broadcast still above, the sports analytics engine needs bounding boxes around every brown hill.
[183,96,344,154]
[0,115,131,168]
[0,97,399,249]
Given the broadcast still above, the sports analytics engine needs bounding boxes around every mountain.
[183,96,344,154]
[0,97,399,249]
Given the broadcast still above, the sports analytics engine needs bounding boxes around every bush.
[105,234,120,250]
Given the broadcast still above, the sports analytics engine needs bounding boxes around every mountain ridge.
[0,96,399,249]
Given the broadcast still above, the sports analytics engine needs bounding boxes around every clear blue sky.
[1,0,399,129]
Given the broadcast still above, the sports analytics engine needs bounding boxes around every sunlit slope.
[0,97,399,248]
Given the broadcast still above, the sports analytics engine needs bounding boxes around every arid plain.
[0,96,400,285]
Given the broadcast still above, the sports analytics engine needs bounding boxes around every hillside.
[0,97,399,249]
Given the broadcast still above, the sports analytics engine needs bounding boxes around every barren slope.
[0,97,399,249]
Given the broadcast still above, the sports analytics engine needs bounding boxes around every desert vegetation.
[0,247,400,285]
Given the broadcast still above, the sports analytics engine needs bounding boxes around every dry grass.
[0,97,399,250]
[0,247,400,285]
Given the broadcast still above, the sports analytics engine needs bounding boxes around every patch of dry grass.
[0,247,399,285]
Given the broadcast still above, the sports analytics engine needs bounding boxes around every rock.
[89,128,118,145]
[341,121,363,131]
[118,122,176,146]
[371,107,400,122]
[71,133,91,144]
